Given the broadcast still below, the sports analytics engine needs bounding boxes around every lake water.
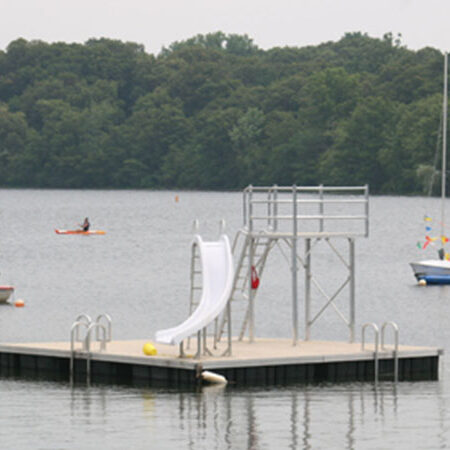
[0,189,450,449]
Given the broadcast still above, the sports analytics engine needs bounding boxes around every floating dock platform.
[0,186,442,387]
[0,338,441,386]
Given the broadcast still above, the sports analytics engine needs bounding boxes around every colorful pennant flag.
[423,235,438,249]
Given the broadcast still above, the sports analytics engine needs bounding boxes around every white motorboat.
[410,52,450,284]
[0,285,14,303]
[410,260,450,283]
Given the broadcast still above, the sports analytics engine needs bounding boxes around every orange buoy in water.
[175,195,179,203]
[14,299,25,307]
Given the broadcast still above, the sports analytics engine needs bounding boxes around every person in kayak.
[80,217,90,231]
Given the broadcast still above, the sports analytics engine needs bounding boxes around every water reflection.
[70,385,108,426]
[346,390,354,450]
[1,375,448,449]
[60,380,449,449]
[160,381,450,450]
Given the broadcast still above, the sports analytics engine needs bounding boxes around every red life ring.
[251,266,260,289]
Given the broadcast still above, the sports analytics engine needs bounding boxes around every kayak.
[55,229,106,235]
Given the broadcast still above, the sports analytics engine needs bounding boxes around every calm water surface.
[0,189,450,449]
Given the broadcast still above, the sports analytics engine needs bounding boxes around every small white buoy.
[418,279,427,286]
[201,370,227,385]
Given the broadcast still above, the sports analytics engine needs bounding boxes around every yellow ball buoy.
[418,279,427,286]
[143,342,157,356]
[14,299,25,307]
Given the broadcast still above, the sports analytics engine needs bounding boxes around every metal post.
[248,237,255,343]
[179,342,186,358]
[248,186,255,342]
[292,185,298,345]
[364,185,369,238]
[441,52,448,245]
[362,323,379,384]
[349,238,355,343]
[319,184,324,233]
[226,301,232,356]
[203,328,207,355]
[381,321,399,383]
[195,330,201,359]
[243,186,249,229]
[273,184,278,232]
[305,238,311,341]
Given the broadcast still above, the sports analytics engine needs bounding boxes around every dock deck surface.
[0,337,441,369]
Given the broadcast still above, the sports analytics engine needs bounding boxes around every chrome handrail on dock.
[95,313,112,342]
[381,321,399,383]
[70,320,89,378]
[85,323,107,383]
[362,322,379,384]
[74,314,92,342]
[69,313,112,382]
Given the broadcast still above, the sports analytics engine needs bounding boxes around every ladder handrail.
[217,230,275,342]
[361,322,379,384]
[95,313,112,342]
[216,231,250,341]
[85,322,107,352]
[84,323,107,383]
[70,314,112,382]
[238,236,275,340]
[381,321,399,383]
[187,240,201,349]
[74,314,92,340]
[70,321,89,378]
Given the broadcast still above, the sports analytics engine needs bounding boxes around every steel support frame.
[240,184,367,345]
[304,237,356,343]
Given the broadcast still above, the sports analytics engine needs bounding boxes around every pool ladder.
[361,321,399,383]
[70,313,112,383]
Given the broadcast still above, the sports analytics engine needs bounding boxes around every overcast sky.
[1,0,449,55]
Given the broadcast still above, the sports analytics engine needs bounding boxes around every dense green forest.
[0,32,446,193]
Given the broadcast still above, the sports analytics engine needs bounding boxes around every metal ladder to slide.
[185,220,232,356]
[70,313,112,383]
[217,229,276,342]
[186,239,206,350]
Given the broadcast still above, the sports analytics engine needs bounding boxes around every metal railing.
[70,313,112,383]
[362,322,379,384]
[243,184,369,238]
[362,321,400,384]
[381,321,399,383]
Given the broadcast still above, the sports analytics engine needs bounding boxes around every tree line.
[0,31,446,193]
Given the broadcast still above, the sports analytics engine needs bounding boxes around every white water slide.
[155,234,234,346]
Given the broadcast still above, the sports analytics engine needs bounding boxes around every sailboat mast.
[441,52,448,244]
